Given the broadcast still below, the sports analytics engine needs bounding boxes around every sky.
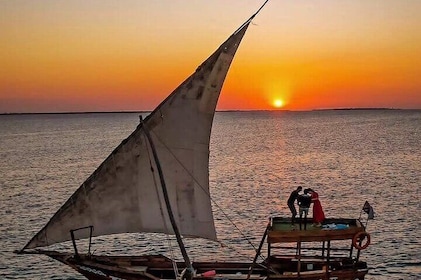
[1,0,420,113]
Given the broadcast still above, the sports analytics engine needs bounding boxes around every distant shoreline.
[0,108,419,116]
[0,111,151,116]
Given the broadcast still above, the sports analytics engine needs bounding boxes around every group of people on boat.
[287,186,325,229]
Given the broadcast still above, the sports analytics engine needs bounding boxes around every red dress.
[311,191,325,223]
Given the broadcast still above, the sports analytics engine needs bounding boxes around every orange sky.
[1,0,420,113]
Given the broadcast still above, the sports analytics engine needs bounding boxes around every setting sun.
[1,1,420,113]
[273,99,284,108]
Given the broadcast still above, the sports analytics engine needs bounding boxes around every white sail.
[24,20,252,250]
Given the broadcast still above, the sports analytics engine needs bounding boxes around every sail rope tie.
[150,130,263,261]
[167,237,180,278]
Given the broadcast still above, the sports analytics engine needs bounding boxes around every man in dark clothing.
[297,189,312,230]
[287,186,302,225]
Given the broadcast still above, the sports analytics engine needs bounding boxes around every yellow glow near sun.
[273,99,284,108]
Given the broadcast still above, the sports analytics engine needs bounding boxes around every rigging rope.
[150,129,266,262]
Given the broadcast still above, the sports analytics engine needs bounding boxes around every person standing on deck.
[297,189,312,230]
[308,188,325,226]
[287,186,302,225]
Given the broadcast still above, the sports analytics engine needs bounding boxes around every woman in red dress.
[309,189,325,226]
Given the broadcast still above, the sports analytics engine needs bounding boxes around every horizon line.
[1,107,419,116]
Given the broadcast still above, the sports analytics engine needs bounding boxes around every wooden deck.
[268,218,365,243]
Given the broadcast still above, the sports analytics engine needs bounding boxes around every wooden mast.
[137,1,270,277]
[140,118,194,277]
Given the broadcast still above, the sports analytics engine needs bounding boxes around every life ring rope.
[352,231,371,250]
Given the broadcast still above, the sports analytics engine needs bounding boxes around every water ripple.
[1,110,420,279]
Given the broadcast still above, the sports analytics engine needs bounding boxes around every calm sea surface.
[0,110,420,279]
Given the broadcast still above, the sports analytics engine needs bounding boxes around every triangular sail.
[24,18,253,250]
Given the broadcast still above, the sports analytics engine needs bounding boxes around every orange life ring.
[352,231,371,250]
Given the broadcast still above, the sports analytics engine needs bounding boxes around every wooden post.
[70,230,79,259]
[247,223,269,280]
[297,241,301,277]
[326,240,331,277]
[88,226,93,256]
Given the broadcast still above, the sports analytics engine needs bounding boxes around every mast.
[138,2,270,276]
[140,117,194,276]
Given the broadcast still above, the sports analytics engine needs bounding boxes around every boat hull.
[31,217,370,280]
[39,250,367,280]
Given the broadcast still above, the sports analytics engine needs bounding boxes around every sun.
[273,99,284,108]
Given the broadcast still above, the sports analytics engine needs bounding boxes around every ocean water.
[0,110,420,279]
